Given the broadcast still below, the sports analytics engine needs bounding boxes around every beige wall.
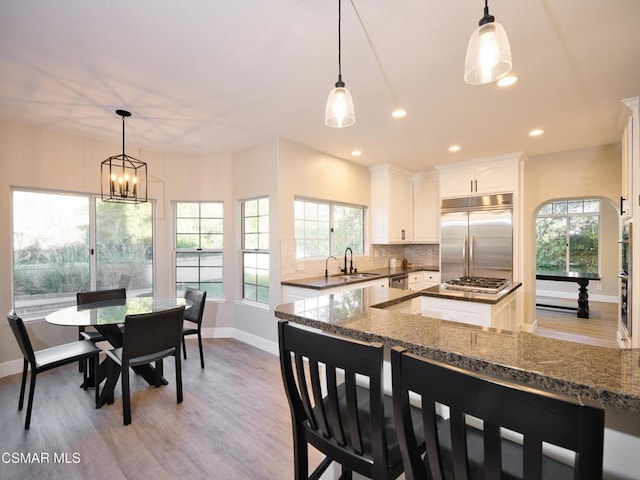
[522,143,622,328]
[230,139,279,346]
[277,139,372,280]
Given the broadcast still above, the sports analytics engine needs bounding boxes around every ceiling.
[1,1,639,173]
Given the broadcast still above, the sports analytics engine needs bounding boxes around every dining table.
[535,270,601,318]
[46,296,191,408]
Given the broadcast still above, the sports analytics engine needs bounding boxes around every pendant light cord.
[121,115,126,156]
[337,0,343,84]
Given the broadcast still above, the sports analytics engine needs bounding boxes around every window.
[536,199,600,274]
[175,202,223,298]
[242,197,269,304]
[12,190,153,319]
[294,199,364,258]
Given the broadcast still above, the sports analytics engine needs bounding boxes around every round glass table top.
[45,297,191,327]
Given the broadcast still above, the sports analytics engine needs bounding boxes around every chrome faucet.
[325,256,338,278]
[344,247,354,275]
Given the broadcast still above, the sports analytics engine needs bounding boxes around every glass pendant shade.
[325,84,355,128]
[464,20,512,85]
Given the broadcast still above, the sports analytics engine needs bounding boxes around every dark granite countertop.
[274,286,640,414]
[420,282,522,305]
[281,265,439,290]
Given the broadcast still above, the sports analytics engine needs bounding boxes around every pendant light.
[464,0,512,85]
[101,110,148,203]
[325,0,355,128]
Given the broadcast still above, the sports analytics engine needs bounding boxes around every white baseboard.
[1,358,24,379]
[536,289,617,304]
[231,329,278,356]
[521,320,536,333]
[189,326,278,355]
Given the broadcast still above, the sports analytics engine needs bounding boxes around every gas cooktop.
[443,276,509,294]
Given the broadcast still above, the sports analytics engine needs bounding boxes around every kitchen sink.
[334,272,381,281]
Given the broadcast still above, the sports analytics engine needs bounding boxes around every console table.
[536,270,601,318]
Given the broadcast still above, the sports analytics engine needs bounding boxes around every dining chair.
[181,288,207,368]
[278,320,431,480]
[106,306,185,425]
[76,287,127,342]
[76,288,126,373]
[7,311,101,429]
[390,346,605,480]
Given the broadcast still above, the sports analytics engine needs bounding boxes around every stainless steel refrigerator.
[440,194,513,282]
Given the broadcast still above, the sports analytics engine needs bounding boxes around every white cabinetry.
[620,96,639,348]
[408,271,441,291]
[420,290,519,330]
[371,165,413,243]
[437,156,517,198]
[408,272,423,291]
[621,97,638,220]
[423,271,440,289]
[282,278,388,303]
[412,172,440,242]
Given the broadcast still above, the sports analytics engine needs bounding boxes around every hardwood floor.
[534,296,619,348]
[0,339,322,480]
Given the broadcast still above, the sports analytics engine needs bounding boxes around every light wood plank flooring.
[0,338,322,480]
[534,296,619,348]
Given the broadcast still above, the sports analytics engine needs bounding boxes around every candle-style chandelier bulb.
[101,109,148,203]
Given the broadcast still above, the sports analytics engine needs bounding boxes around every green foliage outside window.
[535,199,599,274]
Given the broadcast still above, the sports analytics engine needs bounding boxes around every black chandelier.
[101,109,147,203]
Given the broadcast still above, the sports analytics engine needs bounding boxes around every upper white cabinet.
[437,156,518,198]
[370,165,413,243]
[621,97,638,220]
[413,172,440,243]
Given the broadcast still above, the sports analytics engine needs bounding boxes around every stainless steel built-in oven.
[618,222,632,336]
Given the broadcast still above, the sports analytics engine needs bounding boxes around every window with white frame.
[175,201,224,298]
[12,189,153,319]
[294,198,364,258]
[536,198,600,274]
[242,197,269,304]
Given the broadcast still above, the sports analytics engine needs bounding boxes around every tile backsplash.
[280,240,439,281]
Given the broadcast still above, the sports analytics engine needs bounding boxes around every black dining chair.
[76,287,127,342]
[278,320,431,480]
[76,288,126,373]
[106,306,185,425]
[390,346,605,480]
[181,288,207,368]
[7,311,101,429]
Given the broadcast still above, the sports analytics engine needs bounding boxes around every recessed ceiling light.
[496,75,518,87]
[392,109,407,118]
[528,129,544,137]
[448,145,461,152]
[351,150,362,156]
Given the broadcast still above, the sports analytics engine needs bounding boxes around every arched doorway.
[532,196,619,347]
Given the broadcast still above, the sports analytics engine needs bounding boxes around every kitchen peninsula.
[274,285,640,479]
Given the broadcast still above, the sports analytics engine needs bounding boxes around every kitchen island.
[275,285,640,479]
